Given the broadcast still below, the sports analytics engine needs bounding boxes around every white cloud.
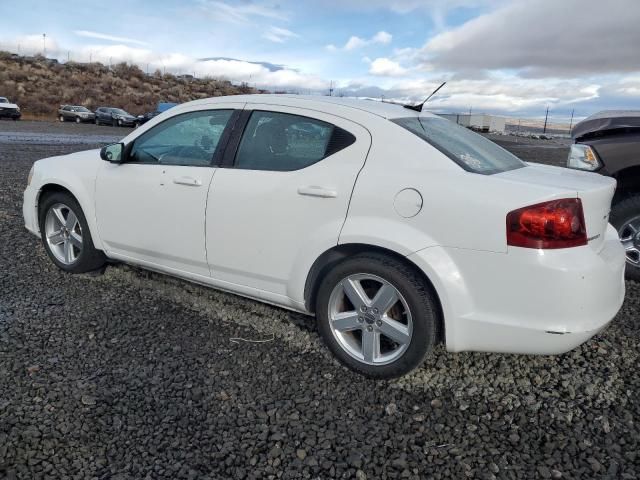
[74,30,150,47]
[331,30,393,51]
[0,34,59,56]
[371,31,392,45]
[197,0,289,24]
[262,26,299,43]
[344,36,367,51]
[421,0,640,75]
[369,57,407,77]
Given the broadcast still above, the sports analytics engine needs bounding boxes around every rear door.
[205,104,370,297]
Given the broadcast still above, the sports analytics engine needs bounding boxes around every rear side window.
[393,117,525,174]
[234,111,355,171]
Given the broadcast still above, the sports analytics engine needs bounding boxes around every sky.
[2,0,640,120]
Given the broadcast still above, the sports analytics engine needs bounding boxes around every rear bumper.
[408,225,626,355]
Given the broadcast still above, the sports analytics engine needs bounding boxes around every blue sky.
[2,0,640,120]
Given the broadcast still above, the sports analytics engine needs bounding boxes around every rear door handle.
[297,186,337,198]
[173,176,202,187]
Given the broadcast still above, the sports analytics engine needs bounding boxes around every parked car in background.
[58,105,95,123]
[0,96,21,120]
[23,95,625,378]
[137,102,178,125]
[95,107,138,127]
[568,110,640,281]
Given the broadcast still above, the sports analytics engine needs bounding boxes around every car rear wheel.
[611,194,640,281]
[39,192,106,273]
[316,253,439,378]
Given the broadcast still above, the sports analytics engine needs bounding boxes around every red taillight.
[506,198,587,249]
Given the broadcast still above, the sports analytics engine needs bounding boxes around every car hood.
[0,102,19,109]
[572,110,640,139]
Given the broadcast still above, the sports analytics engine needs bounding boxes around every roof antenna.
[404,81,447,112]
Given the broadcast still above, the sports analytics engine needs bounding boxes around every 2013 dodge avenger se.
[23,95,626,378]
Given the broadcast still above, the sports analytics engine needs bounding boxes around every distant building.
[439,113,506,134]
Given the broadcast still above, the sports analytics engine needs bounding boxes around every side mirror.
[100,142,125,163]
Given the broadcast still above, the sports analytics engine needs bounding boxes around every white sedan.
[23,95,626,378]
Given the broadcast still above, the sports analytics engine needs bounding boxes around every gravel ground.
[1,121,639,480]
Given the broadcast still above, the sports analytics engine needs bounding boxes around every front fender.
[32,151,104,250]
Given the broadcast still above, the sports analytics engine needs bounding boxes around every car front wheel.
[611,194,640,281]
[39,192,106,273]
[316,253,439,378]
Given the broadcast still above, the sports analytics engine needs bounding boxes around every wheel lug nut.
[367,325,373,332]
[372,308,378,314]
[360,305,367,312]
[358,316,364,323]
[376,320,382,326]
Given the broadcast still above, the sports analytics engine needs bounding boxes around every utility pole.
[89,51,92,63]
[328,80,334,97]
[543,105,549,134]
[568,109,575,134]
[67,51,70,62]
[42,33,46,57]
[469,106,472,115]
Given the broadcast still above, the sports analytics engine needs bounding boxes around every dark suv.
[95,107,138,127]
[569,111,640,280]
[58,105,95,123]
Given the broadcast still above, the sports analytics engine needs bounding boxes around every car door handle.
[297,186,337,198]
[173,176,202,187]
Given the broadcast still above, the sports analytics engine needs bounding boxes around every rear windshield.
[393,117,525,174]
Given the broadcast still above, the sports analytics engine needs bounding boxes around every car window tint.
[235,111,334,171]
[130,110,233,166]
[393,117,525,174]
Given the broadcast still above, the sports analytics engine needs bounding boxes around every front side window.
[393,117,525,174]
[129,109,233,166]
[235,111,336,171]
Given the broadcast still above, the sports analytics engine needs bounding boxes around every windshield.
[110,108,129,115]
[0,97,8,103]
[74,106,91,112]
[393,116,525,174]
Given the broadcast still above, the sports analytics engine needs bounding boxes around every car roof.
[183,94,435,120]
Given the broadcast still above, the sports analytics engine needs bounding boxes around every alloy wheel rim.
[619,215,640,266]
[328,273,413,366]
[44,203,83,265]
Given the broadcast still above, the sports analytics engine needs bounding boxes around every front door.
[95,106,239,277]
[205,105,370,301]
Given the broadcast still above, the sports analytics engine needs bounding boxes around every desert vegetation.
[0,51,257,117]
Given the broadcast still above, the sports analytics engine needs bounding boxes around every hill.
[0,51,257,118]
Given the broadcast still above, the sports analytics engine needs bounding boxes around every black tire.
[38,192,107,273]
[75,116,81,124]
[315,253,440,378]
[111,118,117,127]
[95,118,100,125]
[610,194,640,281]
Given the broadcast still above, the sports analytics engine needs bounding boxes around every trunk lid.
[496,163,617,251]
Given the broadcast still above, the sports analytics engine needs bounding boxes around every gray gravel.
[1,121,639,479]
